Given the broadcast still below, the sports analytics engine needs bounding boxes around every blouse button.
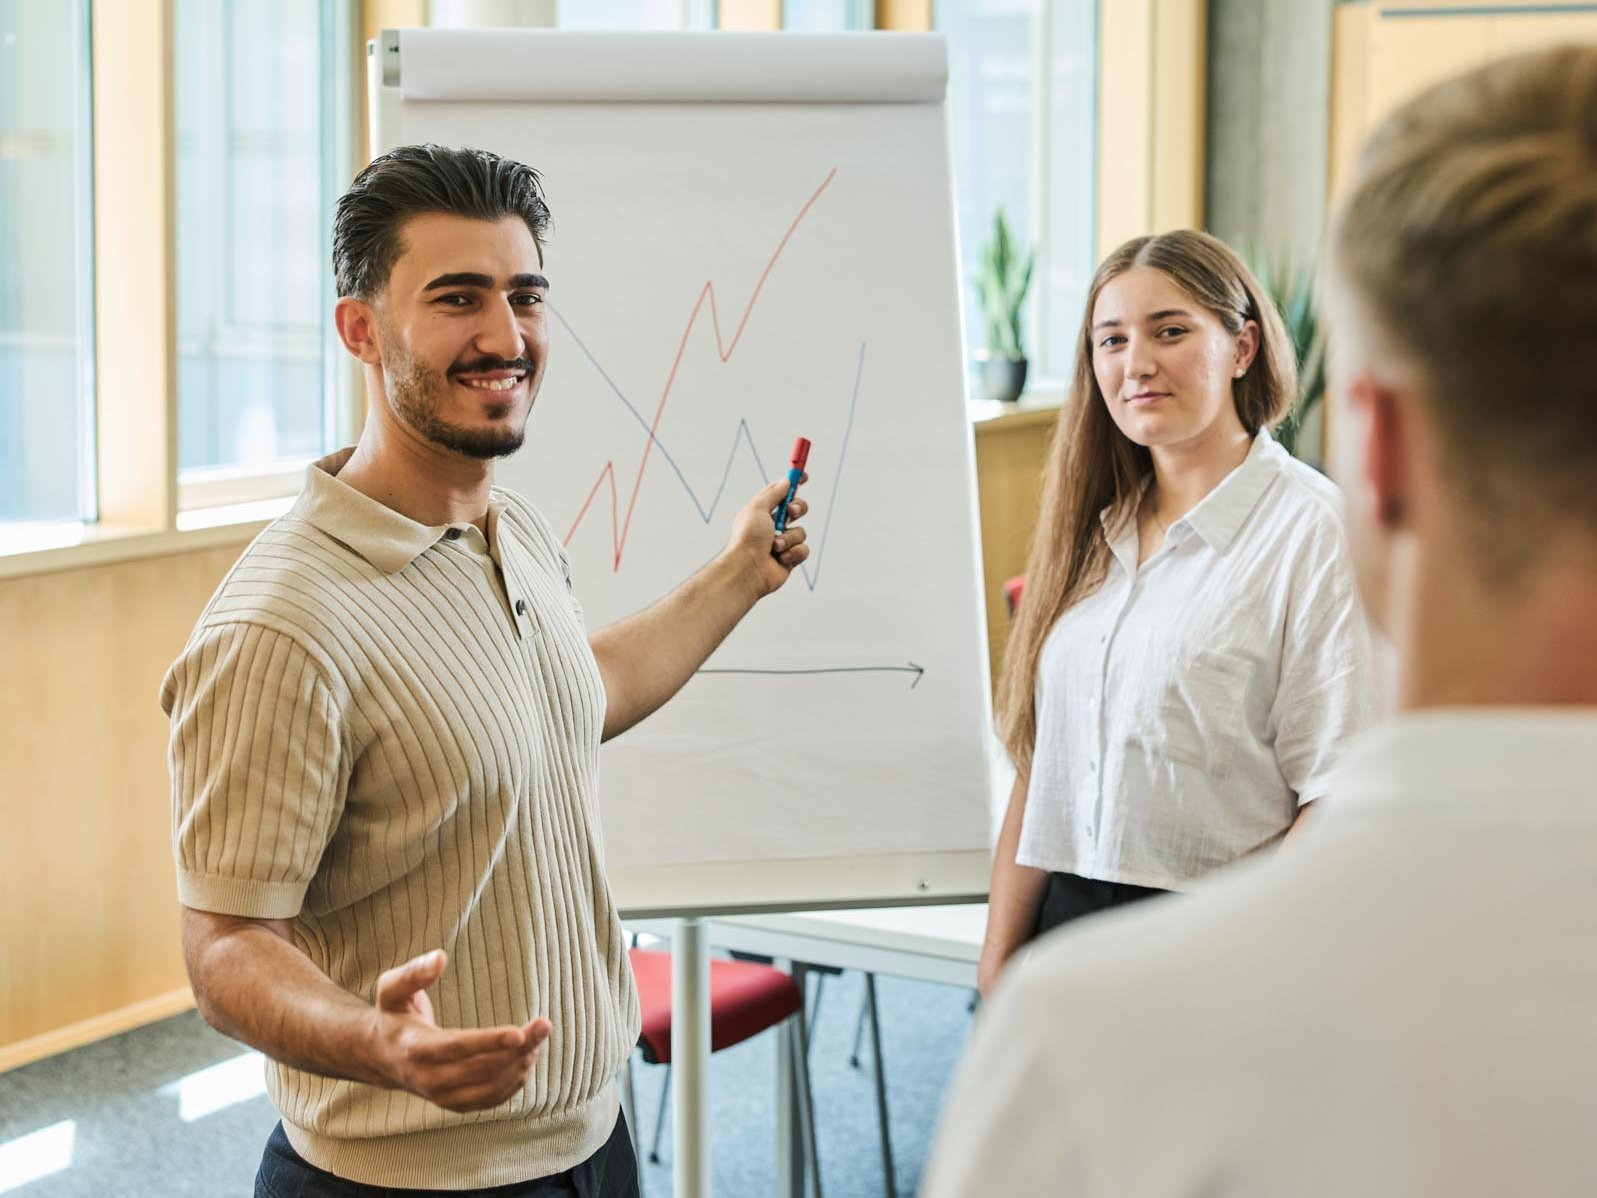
[444,527,462,541]
[515,598,528,616]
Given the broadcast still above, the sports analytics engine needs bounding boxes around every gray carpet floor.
[0,970,975,1197]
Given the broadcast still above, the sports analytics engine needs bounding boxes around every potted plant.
[1250,253,1326,468]
[974,206,1035,403]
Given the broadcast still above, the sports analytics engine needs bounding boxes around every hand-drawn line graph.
[549,167,861,592]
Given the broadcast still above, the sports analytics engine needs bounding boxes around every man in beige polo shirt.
[160,144,811,1197]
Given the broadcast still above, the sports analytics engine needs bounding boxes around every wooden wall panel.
[1328,3,1597,200]
[973,406,1059,689]
[0,545,241,1066]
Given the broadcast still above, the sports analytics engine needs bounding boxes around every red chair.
[625,947,823,1196]
[1004,574,1026,617]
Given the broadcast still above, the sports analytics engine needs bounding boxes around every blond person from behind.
[977,229,1376,999]
[928,45,1597,1198]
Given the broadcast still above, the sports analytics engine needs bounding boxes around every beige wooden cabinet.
[971,400,1061,690]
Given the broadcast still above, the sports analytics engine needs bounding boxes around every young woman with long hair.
[977,229,1376,998]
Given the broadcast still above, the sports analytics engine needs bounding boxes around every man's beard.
[384,344,531,461]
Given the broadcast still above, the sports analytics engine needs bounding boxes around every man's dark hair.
[333,143,551,300]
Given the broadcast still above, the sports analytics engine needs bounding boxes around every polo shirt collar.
[1330,709,1597,817]
[290,449,497,575]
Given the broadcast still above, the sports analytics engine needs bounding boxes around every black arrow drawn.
[694,663,925,689]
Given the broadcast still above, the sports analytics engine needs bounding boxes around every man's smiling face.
[372,211,550,460]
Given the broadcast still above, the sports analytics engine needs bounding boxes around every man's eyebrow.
[422,272,492,291]
[420,271,550,291]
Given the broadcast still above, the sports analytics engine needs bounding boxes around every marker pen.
[773,436,811,534]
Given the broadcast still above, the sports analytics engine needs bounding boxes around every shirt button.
[515,598,528,616]
[1098,634,1107,644]
[1087,761,1097,773]
[444,527,462,540]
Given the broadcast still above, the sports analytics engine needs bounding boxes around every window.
[939,0,1096,388]
[782,1,873,31]
[0,0,95,530]
[548,1,711,30]
[174,0,351,508]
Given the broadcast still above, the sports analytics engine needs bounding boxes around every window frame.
[0,0,1205,579]
[0,0,99,531]
[0,0,366,579]
[173,0,357,510]
[936,0,1101,397]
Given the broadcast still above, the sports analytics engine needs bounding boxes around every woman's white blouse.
[1016,431,1376,890]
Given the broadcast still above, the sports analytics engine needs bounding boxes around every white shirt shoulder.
[929,714,1597,1198]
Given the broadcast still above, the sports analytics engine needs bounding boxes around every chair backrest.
[1004,575,1026,617]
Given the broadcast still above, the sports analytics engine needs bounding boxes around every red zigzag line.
[564,167,839,569]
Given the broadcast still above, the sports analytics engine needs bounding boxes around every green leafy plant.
[976,207,1036,361]
[1251,253,1326,466]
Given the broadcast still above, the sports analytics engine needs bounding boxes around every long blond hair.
[996,230,1296,772]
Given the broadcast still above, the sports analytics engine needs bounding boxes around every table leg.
[774,959,804,1198]
[791,969,824,1198]
[672,918,711,1198]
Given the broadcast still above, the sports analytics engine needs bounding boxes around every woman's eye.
[1099,335,1126,349]
[1157,325,1188,339]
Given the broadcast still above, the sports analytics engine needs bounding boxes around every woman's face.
[1090,265,1258,454]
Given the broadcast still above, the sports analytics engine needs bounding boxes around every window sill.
[968,388,1066,430]
[0,497,292,581]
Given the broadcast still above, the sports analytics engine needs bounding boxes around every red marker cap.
[789,437,811,471]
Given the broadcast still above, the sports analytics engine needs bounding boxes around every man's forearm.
[185,914,388,1087]
[590,550,760,741]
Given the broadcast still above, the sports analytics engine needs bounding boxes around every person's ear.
[1350,373,1410,529]
[1233,320,1261,378]
[334,297,384,366]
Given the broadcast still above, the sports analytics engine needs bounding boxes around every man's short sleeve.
[160,622,346,919]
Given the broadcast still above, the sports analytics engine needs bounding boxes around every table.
[626,904,987,1198]
[706,904,986,987]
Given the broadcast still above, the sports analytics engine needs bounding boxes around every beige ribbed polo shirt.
[159,449,639,1189]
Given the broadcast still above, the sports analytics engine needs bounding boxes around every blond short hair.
[1331,44,1597,579]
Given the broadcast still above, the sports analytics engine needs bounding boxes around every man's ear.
[334,296,383,366]
[1350,373,1410,529]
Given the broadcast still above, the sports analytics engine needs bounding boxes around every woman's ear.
[1233,320,1261,378]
